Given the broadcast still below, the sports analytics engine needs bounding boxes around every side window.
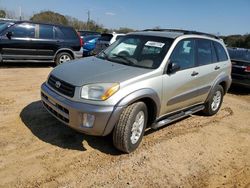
[59,27,78,40]
[196,39,213,66]
[170,39,195,70]
[39,24,54,39]
[214,42,228,62]
[55,27,64,39]
[9,23,35,38]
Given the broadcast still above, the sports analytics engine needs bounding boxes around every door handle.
[214,66,220,70]
[191,71,199,76]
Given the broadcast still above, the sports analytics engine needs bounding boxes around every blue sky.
[0,0,249,35]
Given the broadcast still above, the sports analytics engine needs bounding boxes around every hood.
[50,57,152,86]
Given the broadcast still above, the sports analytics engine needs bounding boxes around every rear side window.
[213,42,228,61]
[99,34,113,41]
[58,27,78,39]
[170,39,195,70]
[38,24,54,39]
[9,23,35,38]
[196,39,213,65]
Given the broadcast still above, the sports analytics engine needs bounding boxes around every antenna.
[19,6,22,21]
[87,10,90,30]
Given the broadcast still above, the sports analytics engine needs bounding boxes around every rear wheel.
[55,52,73,65]
[113,102,147,153]
[202,85,224,116]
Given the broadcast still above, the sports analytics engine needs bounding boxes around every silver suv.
[41,29,231,153]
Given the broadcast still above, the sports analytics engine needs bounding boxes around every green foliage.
[0,10,6,18]
[30,11,68,25]
[222,34,250,49]
[114,27,135,33]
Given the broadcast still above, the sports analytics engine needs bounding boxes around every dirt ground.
[0,64,250,188]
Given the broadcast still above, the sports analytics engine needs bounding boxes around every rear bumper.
[73,47,83,59]
[41,83,123,136]
[232,73,250,88]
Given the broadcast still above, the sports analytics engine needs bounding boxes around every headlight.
[81,83,119,100]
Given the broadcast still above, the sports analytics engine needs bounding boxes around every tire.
[55,52,73,66]
[202,85,224,116]
[113,102,148,153]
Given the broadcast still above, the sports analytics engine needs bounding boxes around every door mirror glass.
[6,31,13,39]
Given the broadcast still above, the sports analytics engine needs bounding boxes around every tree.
[66,16,87,30]
[30,11,68,25]
[114,27,135,33]
[0,10,6,18]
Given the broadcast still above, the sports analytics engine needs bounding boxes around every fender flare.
[102,88,161,136]
[205,75,231,102]
[54,48,75,60]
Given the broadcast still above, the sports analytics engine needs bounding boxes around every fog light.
[82,113,95,128]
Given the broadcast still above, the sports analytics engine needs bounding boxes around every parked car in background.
[82,35,100,56]
[0,21,83,65]
[41,29,231,153]
[228,47,250,88]
[92,32,125,55]
[78,30,100,38]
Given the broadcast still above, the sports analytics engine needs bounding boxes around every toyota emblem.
[55,81,61,88]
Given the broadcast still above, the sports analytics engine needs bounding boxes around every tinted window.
[59,27,78,39]
[170,39,195,70]
[197,39,213,65]
[99,34,113,41]
[9,23,35,38]
[116,35,124,41]
[214,42,228,61]
[39,24,54,39]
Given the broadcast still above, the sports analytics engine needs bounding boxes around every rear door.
[30,24,59,61]
[1,22,36,60]
[194,39,227,101]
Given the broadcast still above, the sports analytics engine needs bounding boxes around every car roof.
[12,20,74,28]
[129,29,220,40]
[131,31,183,39]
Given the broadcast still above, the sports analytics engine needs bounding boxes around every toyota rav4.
[41,29,232,153]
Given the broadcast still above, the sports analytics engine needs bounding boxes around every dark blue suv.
[0,21,83,65]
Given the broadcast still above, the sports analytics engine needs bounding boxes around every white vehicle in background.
[92,32,125,55]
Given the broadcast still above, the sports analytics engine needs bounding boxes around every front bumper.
[41,83,123,136]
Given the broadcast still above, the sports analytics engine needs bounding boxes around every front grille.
[43,101,69,123]
[48,75,75,97]
[41,92,69,123]
[41,92,69,114]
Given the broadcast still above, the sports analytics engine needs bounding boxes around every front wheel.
[202,85,224,116]
[113,102,148,153]
[55,52,73,65]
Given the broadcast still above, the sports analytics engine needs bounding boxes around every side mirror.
[167,61,180,74]
[6,31,13,39]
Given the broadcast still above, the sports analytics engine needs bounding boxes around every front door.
[1,22,36,61]
[161,38,206,115]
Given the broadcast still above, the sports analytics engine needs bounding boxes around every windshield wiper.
[112,54,135,65]
[98,51,108,60]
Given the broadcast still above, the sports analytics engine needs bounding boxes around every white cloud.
[105,12,116,16]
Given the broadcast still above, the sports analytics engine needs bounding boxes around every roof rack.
[143,29,220,39]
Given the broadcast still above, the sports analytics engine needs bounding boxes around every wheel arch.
[102,89,161,136]
[206,75,231,103]
[54,48,75,61]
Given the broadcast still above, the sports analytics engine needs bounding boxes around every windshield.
[0,22,13,33]
[97,35,174,69]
